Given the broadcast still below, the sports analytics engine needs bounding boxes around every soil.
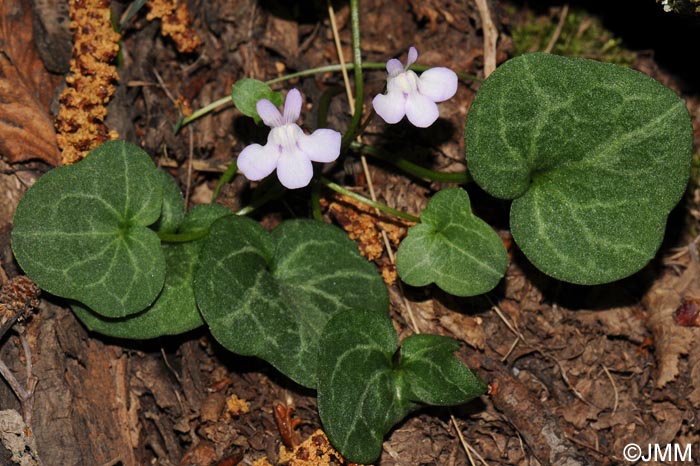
[1,1,700,465]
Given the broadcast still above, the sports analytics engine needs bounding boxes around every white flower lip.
[372,47,458,128]
[238,89,342,189]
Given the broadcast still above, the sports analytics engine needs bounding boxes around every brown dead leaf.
[651,401,684,445]
[0,53,60,165]
[261,15,299,60]
[688,349,700,407]
[0,0,60,165]
[0,0,61,107]
[439,313,486,350]
[644,253,700,387]
[572,306,648,344]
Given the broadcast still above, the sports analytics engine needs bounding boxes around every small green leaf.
[12,140,165,317]
[317,310,486,464]
[396,188,507,296]
[72,204,231,339]
[231,78,284,124]
[152,171,185,234]
[194,217,389,388]
[399,334,487,405]
[465,53,693,284]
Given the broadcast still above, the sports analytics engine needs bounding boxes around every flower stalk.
[319,177,420,223]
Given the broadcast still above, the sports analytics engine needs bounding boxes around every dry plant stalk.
[55,0,120,165]
[147,0,201,53]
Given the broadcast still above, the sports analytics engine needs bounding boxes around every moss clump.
[509,7,636,66]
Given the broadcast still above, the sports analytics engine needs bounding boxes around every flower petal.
[257,99,282,127]
[405,92,439,128]
[283,89,302,124]
[237,143,280,181]
[297,129,341,163]
[386,58,403,77]
[418,67,458,102]
[372,90,406,125]
[406,46,418,68]
[276,148,314,189]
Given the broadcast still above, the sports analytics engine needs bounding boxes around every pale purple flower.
[237,89,341,189]
[372,47,458,128]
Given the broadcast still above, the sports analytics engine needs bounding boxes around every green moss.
[510,7,636,66]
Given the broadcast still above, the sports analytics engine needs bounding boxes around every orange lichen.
[326,194,411,285]
[224,394,250,418]
[278,429,354,466]
[55,0,120,164]
[146,0,201,53]
[252,458,274,466]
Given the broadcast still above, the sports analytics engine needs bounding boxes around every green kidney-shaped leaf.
[396,188,508,296]
[12,140,166,317]
[231,78,284,124]
[194,217,389,388]
[72,204,231,339]
[464,53,693,284]
[317,309,487,464]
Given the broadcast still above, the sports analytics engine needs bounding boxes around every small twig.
[544,4,570,54]
[327,1,354,113]
[0,358,28,406]
[17,325,38,426]
[501,336,520,363]
[99,459,124,466]
[153,68,178,106]
[491,305,525,341]
[158,157,229,173]
[490,304,597,407]
[0,276,40,426]
[474,0,498,77]
[451,414,491,466]
[600,364,619,414]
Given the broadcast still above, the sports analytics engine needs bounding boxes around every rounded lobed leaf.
[231,78,284,124]
[72,204,231,339]
[12,140,166,317]
[465,53,693,284]
[316,309,406,465]
[396,188,508,296]
[400,334,487,405]
[316,310,487,464]
[194,217,389,388]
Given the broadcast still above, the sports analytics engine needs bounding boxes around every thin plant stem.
[320,177,419,223]
[340,0,364,150]
[266,63,481,85]
[311,181,323,221]
[235,180,286,216]
[176,64,480,131]
[211,158,238,202]
[176,96,232,132]
[350,142,470,184]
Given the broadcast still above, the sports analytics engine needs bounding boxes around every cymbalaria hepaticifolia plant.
[373,46,458,128]
[237,88,342,189]
[10,0,694,462]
